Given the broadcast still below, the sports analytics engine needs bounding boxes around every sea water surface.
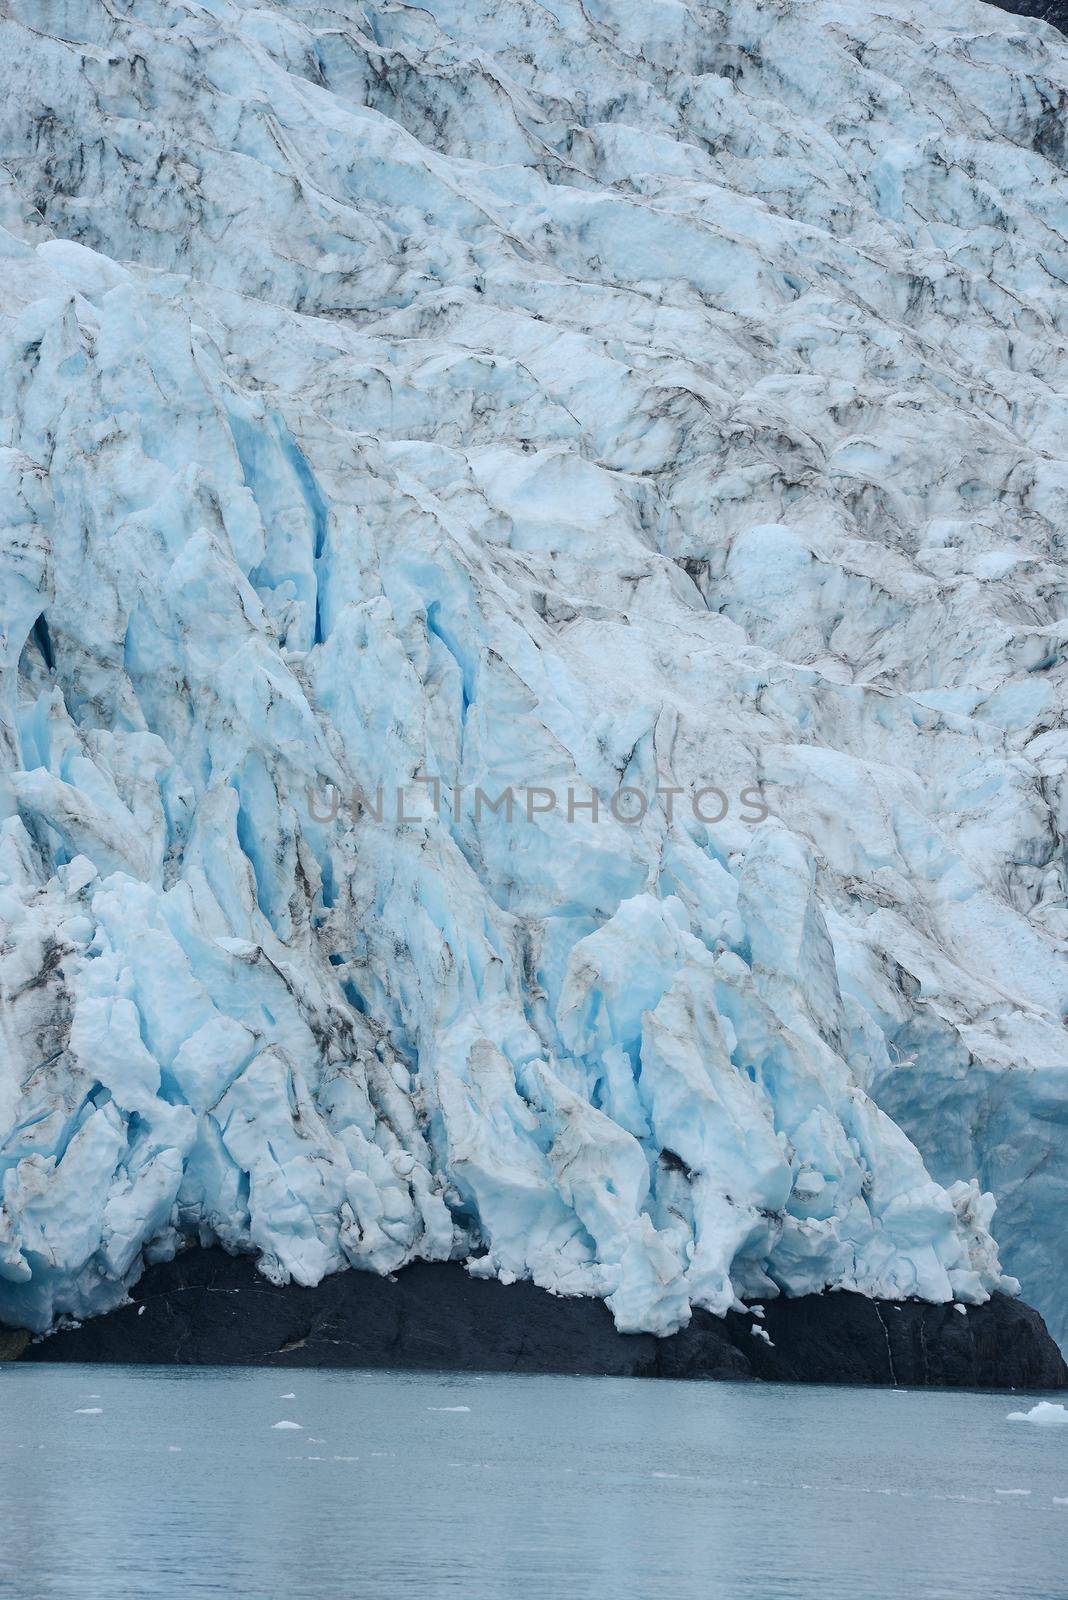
[0,1365,1063,1599]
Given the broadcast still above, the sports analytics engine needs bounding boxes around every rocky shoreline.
[11,1250,1067,1389]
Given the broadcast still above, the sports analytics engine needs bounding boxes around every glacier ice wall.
[0,0,1065,1341]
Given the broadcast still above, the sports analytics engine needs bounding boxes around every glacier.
[0,0,1065,1347]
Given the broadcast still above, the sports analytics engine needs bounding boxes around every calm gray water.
[0,1365,1064,1599]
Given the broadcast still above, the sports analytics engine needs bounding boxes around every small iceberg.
[1007,1402,1068,1428]
[271,1420,302,1431]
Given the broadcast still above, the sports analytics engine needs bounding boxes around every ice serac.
[0,0,1065,1345]
[989,0,1068,37]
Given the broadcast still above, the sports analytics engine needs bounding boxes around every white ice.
[1007,1403,1068,1427]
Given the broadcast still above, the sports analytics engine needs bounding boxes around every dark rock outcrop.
[0,1326,28,1362]
[16,1250,1068,1389]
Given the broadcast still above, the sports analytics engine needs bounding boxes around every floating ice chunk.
[1007,1403,1068,1428]
[994,1488,1031,1496]
[271,1420,302,1431]
[428,1406,471,1412]
[74,1407,102,1415]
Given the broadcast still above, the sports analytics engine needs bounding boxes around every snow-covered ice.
[0,0,1065,1344]
[1007,1403,1068,1427]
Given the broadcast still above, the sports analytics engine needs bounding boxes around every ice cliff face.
[992,0,1068,37]
[0,0,1065,1342]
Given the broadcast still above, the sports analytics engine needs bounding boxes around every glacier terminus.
[0,0,1066,1370]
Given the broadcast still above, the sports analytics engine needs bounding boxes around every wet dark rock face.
[17,1250,1068,1389]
